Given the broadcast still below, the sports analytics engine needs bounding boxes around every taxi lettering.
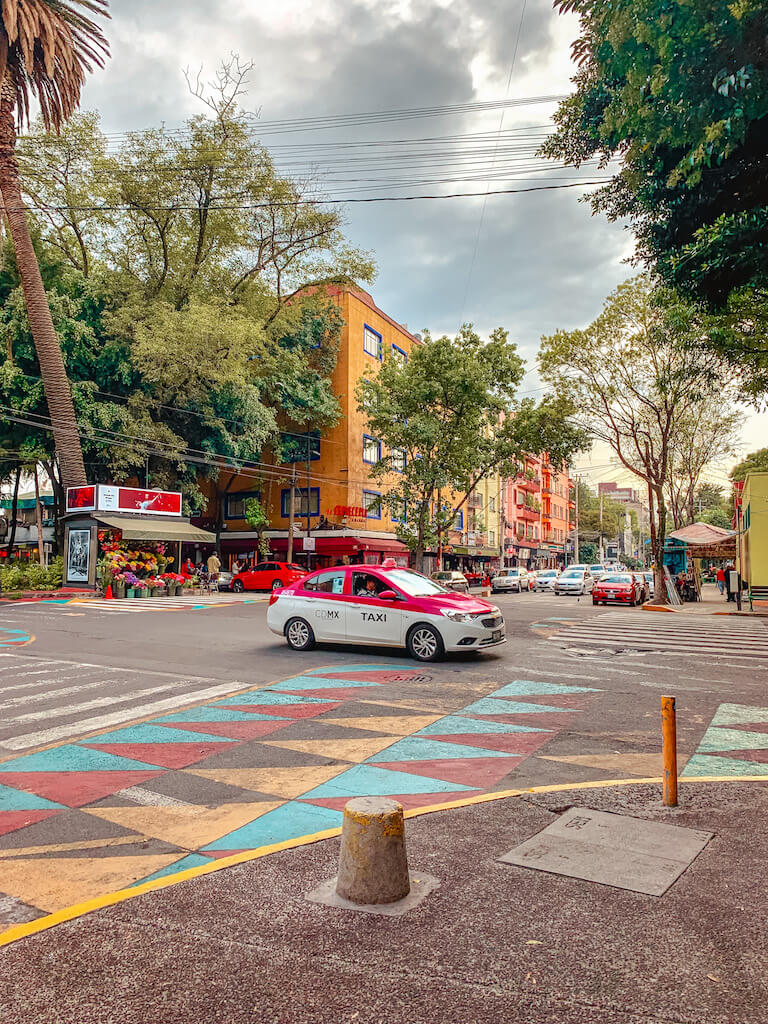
[316,609,340,620]
[361,612,387,622]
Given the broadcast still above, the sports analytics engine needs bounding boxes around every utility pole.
[33,463,46,568]
[287,465,296,564]
[599,490,604,562]
[573,476,579,565]
[305,435,312,570]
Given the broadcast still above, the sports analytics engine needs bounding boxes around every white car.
[554,568,594,596]
[491,567,532,593]
[267,563,506,662]
[534,569,560,591]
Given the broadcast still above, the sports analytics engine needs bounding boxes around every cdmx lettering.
[316,609,340,620]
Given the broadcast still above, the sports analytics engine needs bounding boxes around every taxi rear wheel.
[407,623,444,662]
[285,617,315,651]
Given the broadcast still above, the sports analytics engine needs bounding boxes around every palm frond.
[0,0,109,129]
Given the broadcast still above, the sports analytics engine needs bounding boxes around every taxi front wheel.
[407,623,445,662]
[285,617,315,651]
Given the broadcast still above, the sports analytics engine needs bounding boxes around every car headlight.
[442,610,477,623]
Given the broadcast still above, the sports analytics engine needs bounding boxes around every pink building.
[502,455,576,569]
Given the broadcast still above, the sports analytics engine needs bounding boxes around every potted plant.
[112,572,127,599]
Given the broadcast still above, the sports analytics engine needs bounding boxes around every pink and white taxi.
[267,562,506,662]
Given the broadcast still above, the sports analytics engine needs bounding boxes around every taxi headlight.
[442,610,477,623]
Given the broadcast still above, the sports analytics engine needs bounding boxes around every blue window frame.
[280,430,321,464]
[390,499,407,523]
[363,324,382,359]
[280,486,320,518]
[362,489,382,520]
[225,490,261,520]
[363,434,381,464]
[392,344,408,364]
[453,510,464,530]
[390,448,406,473]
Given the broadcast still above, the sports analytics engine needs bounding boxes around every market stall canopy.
[667,522,736,559]
[95,515,216,543]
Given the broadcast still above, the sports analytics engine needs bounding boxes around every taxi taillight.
[269,591,281,606]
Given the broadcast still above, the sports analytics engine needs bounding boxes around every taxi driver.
[355,574,382,597]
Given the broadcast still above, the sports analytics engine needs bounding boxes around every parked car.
[232,562,307,592]
[491,567,532,593]
[555,567,594,596]
[430,570,470,593]
[267,563,505,661]
[632,572,650,603]
[534,568,560,591]
[643,571,655,598]
[592,572,643,606]
[216,569,234,592]
[589,564,608,580]
[464,570,490,587]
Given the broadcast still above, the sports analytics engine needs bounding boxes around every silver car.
[430,570,470,593]
[492,567,531,593]
[555,568,594,596]
[534,569,560,591]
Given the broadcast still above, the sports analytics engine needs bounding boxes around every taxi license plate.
[491,629,503,642]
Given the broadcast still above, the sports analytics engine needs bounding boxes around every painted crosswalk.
[15,594,267,614]
[0,653,253,752]
[548,611,768,662]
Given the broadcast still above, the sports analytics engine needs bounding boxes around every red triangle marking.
[714,721,768,734]
[718,748,768,764]
[302,791,477,812]
[312,670,421,683]
[425,731,552,756]
[204,849,247,859]
[468,711,577,729]
[82,742,233,770]
[0,808,61,838]
[276,687,377,700]
[158,720,295,741]
[224,702,341,719]
[373,756,525,788]
[0,770,163,808]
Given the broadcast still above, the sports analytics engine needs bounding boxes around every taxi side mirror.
[379,589,398,601]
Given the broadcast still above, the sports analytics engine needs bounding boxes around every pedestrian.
[207,551,221,580]
[182,557,195,578]
[716,565,726,596]
[231,558,241,575]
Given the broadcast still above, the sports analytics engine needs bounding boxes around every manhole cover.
[498,807,712,896]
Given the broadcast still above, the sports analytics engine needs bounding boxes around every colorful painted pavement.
[0,663,600,930]
[682,702,768,778]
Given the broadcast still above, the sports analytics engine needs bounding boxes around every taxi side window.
[351,572,387,597]
[304,570,345,594]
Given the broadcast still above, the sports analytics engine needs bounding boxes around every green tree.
[540,276,734,603]
[357,326,586,568]
[731,448,768,482]
[243,496,270,559]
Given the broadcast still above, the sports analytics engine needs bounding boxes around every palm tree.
[0,1,109,490]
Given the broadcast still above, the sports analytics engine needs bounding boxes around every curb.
[642,603,677,613]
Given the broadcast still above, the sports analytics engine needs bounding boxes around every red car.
[232,561,307,592]
[592,572,642,606]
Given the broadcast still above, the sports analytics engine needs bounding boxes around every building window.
[391,344,408,364]
[362,489,382,519]
[363,435,381,464]
[489,530,495,546]
[279,430,321,464]
[391,499,406,523]
[391,448,406,473]
[225,490,261,519]
[363,324,382,359]
[453,510,464,531]
[280,487,320,518]
[488,496,495,512]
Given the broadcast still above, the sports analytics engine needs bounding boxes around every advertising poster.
[66,485,96,512]
[67,529,91,583]
[115,488,182,516]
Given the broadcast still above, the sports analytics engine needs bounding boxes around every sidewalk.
[2,779,766,1023]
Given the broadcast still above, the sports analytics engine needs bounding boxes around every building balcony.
[518,506,539,523]
[468,492,483,509]
[568,498,576,509]
[517,476,540,494]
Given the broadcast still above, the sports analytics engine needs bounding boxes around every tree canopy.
[731,448,768,482]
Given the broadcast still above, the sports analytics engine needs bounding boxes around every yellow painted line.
[1,772,766,949]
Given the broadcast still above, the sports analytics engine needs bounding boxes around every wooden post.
[661,695,678,807]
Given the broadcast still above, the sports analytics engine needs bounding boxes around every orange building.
[202,287,419,568]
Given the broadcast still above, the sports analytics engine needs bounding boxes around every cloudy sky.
[82,0,764,489]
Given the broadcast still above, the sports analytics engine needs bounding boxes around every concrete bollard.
[336,796,410,905]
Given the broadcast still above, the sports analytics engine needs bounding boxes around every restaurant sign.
[67,485,182,517]
[326,505,367,519]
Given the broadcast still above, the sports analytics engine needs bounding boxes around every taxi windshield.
[385,569,450,596]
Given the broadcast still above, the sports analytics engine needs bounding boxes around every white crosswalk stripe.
[16,593,268,614]
[0,652,250,752]
[548,611,768,662]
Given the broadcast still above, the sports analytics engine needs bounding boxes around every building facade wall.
[741,473,768,588]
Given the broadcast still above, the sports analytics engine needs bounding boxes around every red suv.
[232,562,307,592]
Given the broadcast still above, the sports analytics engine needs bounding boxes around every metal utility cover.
[498,807,712,896]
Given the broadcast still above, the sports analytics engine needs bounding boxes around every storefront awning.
[95,515,216,543]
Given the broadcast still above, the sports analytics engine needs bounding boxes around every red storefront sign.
[326,505,367,519]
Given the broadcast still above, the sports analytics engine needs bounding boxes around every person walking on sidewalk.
[716,565,726,596]
[207,551,221,580]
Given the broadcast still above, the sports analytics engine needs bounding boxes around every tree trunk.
[0,84,86,491]
[5,461,20,558]
[649,482,668,605]
[33,464,46,568]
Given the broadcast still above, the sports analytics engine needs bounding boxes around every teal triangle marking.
[490,680,599,697]
[368,737,514,762]
[0,781,64,811]
[203,801,344,851]
[697,726,768,753]
[681,754,768,778]
[154,707,290,724]
[211,692,334,707]
[0,744,160,773]
[711,703,768,727]
[463,697,572,716]
[416,715,549,736]
[268,676,383,691]
[301,763,476,799]
[84,723,237,744]
[131,853,214,886]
